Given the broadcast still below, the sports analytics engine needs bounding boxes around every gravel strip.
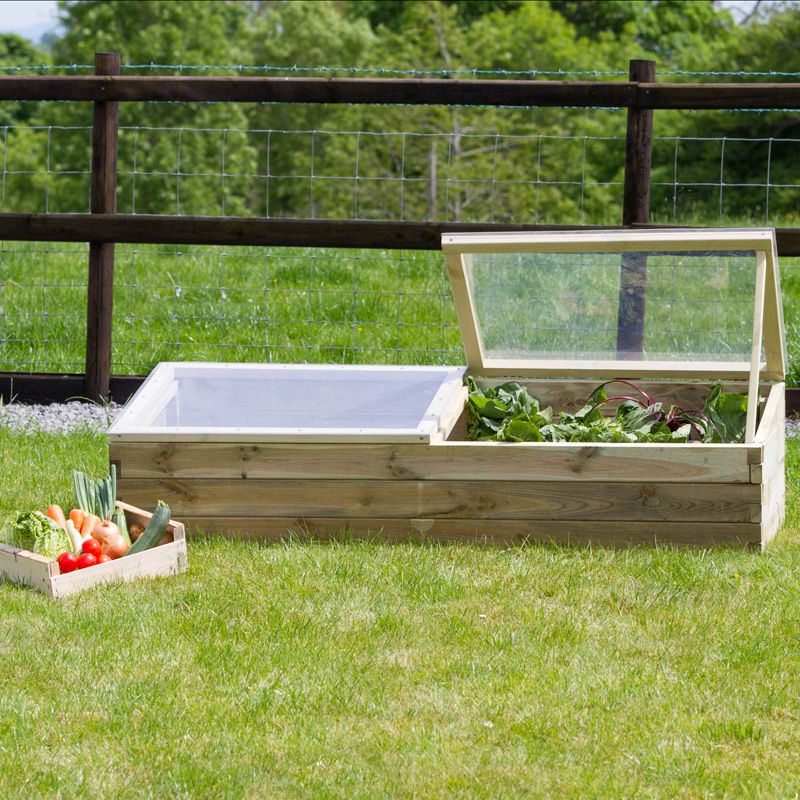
[0,401,123,433]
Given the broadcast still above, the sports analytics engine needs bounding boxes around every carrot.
[47,504,66,526]
[81,513,100,537]
[69,508,86,530]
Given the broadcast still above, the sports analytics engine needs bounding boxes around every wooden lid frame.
[442,228,785,443]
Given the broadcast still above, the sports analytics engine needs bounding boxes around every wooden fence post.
[84,51,120,399]
[616,58,655,358]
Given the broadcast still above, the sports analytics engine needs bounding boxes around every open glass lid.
[442,228,785,383]
[108,363,466,443]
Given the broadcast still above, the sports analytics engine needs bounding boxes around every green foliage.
[703,382,749,444]
[466,378,748,443]
[0,1,795,227]
[44,0,257,215]
[0,510,71,558]
[0,35,49,127]
[0,0,736,223]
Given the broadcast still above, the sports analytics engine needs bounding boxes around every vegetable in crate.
[125,501,172,556]
[703,383,749,444]
[128,523,145,542]
[0,511,74,559]
[73,465,132,546]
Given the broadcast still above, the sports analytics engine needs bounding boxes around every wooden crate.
[0,502,188,598]
[112,379,786,549]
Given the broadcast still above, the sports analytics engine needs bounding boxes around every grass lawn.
[1,427,799,798]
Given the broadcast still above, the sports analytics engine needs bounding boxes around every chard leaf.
[465,379,740,445]
[703,383,748,443]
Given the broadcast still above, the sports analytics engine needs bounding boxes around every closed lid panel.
[109,363,466,442]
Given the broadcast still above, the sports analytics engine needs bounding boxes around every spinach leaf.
[703,383,749,443]
[464,379,748,445]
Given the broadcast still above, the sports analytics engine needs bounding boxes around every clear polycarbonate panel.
[465,249,760,364]
[109,363,466,441]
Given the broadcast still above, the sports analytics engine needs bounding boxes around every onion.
[101,532,129,560]
[157,532,173,546]
[129,523,145,542]
[92,519,120,543]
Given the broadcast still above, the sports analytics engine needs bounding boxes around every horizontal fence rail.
[2,213,800,253]
[1,77,800,109]
[0,54,799,406]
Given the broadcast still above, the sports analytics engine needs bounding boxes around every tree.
[41,0,258,215]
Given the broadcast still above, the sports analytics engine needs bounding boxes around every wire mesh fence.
[4,118,800,225]
[1,91,800,376]
[0,242,464,374]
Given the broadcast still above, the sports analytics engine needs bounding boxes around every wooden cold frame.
[108,229,787,549]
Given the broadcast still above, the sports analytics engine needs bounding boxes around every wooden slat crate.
[0,502,188,598]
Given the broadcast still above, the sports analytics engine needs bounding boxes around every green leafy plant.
[466,378,749,444]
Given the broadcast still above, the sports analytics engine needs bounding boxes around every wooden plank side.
[2,76,800,111]
[49,540,188,599]
[0,212,797,256]
[445,250,484,371]
[617,60,655,357]
[0,546,55,595]
[84,52,120,400]
[755,383,785,443]
[434,383,468,442]
[745,251,768,442]
[116,478,760,522]
[762,458,786,514]
[763,236,786,381]
[478,360,754,380]
[181,515,761,548]
[761,504,784,549]
[0,75,636,106]
[759,416,786,480]
[111,440,755,484]
[473,379,758,413]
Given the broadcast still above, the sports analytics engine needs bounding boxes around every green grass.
[0,243,463,373]
[1,427,800,797]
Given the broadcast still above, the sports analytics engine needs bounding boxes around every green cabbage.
[0,511,71,559]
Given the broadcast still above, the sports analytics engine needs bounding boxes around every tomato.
[97,554,112,564]
[81,538,102,558]
[76,552,98,569]
[57,552,79,574]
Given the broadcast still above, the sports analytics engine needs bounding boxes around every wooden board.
[762,458,785,517]
[0,502,188,598]
[111,440,757,484]
[0,544,55,594]
[0,211,798,256]
[2,75,800,111]
[115,478,760,523]
[48,539,187,599]
[180,516,762,548]
[471,379,762,413]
